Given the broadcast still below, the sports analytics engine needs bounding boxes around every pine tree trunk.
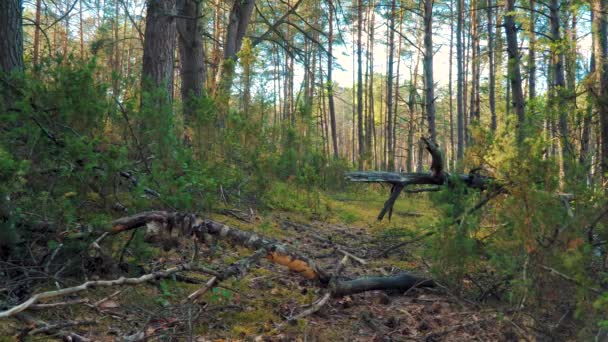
[327,0,339,159]
[504,0,525,142]
[592,0,608,182]
[456,0,465,161]
[357,0,365,169]
[142,0,177,105]
[528,0,536,100]
[423,0,436,142]
[487,0,496,131]
[0,0,24,111]
[386,0,396,170]
[177,0,206,122]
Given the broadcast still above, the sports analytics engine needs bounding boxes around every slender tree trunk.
[386,0,396,170]
[581,21,594,181]
[357,0,365,169]
[456,0,465,161]
[327,0,339,159]
[487,0,496,131]
[549,0,572,180]
[394,8,403,170]
[504,0,525,142]
[449,0,455,169]
[469,0,480,130]
[368,0,377,168]
[80,0,85,59]
[528,0,536,100]
[423,0,436,142]
[113,0,121,97]
[592,0,608,182]
[33,0,42,67]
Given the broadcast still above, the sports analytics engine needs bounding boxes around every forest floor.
[0,186,522,341]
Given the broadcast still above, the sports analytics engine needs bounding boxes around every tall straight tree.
[327,0,339,158]
[386,0,396,170]
[592,0,608,181]
[528,0,536,100]
[548,0,573,179]
[504,0,525,142]
[469,0,480,128]
[141,0,178,104]
[487,0,496,131]
[456,0,465,160]
[357,0,365,169]
[423,0,436,142]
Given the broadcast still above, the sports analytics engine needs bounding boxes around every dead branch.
[0,264,191,318]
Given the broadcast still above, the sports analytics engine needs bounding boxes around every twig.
[540,265,601,294]
[375,231,435,258]
[337,249,367,265]
[185,248,268,303]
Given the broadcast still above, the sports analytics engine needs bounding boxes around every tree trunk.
[549,0,572,180]
[504,0,525,142]
[423,0,436,142]
[469,0,480,131]
[357,0,365,169]
[592,0,608,182]
[386,0,396,170]
[487,0,496,131]
[327,0,339,159]
[0,0,24,111]
[528,0,536,100]
[448,0,455,169]
[177,0,206,122]
[456,0,465,161]
[216,0,255,99]
[141,0,177,104]
[33,0,42,68]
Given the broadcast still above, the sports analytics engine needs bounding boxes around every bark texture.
[141,0,177,103]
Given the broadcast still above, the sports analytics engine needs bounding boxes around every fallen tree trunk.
[0,212,434,318]
[111,211,433,295]
[345,137,493,220]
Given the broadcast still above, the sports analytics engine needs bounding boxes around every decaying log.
[345,137,493,220]
[330,274,434,297]
[111,211,330,282]
[111,211,433,296]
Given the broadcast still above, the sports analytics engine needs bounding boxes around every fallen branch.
[0,264,191,318]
